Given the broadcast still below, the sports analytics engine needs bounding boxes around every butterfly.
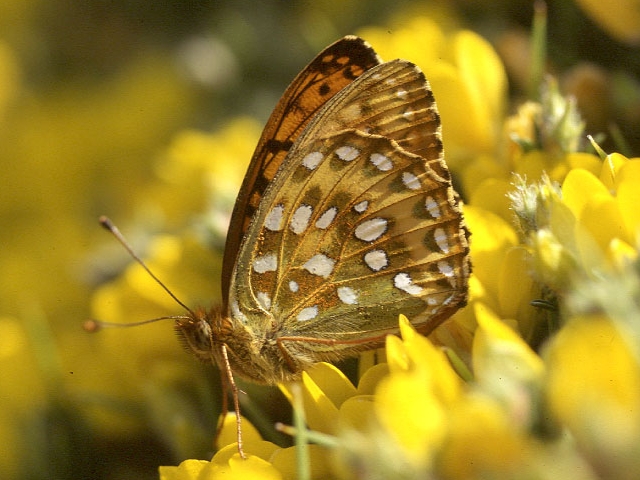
[97,36,470,458]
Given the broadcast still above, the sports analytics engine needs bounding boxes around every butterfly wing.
[228,60,470,361]
[221,36,381,304]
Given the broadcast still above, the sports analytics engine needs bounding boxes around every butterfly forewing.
[299,60,444,163]
[228,60,470,364]
[222,37,381,302]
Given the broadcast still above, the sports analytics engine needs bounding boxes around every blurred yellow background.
[1,1,639,479]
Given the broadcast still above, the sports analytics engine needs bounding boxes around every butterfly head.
[174,306,278,384]
[174,307,219,362]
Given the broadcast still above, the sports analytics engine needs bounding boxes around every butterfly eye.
[175,316,214,360]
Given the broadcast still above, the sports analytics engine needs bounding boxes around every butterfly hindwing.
[228,60,470,360]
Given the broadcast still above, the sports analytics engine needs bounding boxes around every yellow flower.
[160,447,282,480]
[438,395,534,480]
[514,154,640,297]
[160,459,211,480]
[160,415,295,480]
[374,316,460,468]
[280,363,354,436]
[134,358,371,479]
[438,310,546,479]
[334,315,579,479]
[574,0,640,45]
[432,204,547,358]
[148,118,261,234]
[502,79,602,191]
[473,305,545,430]
[544,315,640,478]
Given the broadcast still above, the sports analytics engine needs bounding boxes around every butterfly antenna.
[83,315,189,333]
[98,215,196,317]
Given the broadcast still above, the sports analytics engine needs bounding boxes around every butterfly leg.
[213,371,228,450]
[219,343,247,459]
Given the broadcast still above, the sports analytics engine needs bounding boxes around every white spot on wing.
[297,305,318,322]
[253,252,277,273]
[438,260,457,287]
[335,145,360,161]
[442,293,456,306]
[403,108,415,121]
[355,218,388,242]
[303,254,335,278]
[394,272,424,296]
[257,291,271,310]
[353,200,369,213]
[438,260,454,277]
[364,249,388,271]
[289,280,299,292]
[370,153,393,171]
[302,151,324,170]
[434,227,449,253]
[402,172,421,190]
[337,286,358,305]
[315,207,337,229]
[396,89,408,98]
[425,196,441,218]
[230,299,248,324]
[265,204,284,231]
[290,204,313,234]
